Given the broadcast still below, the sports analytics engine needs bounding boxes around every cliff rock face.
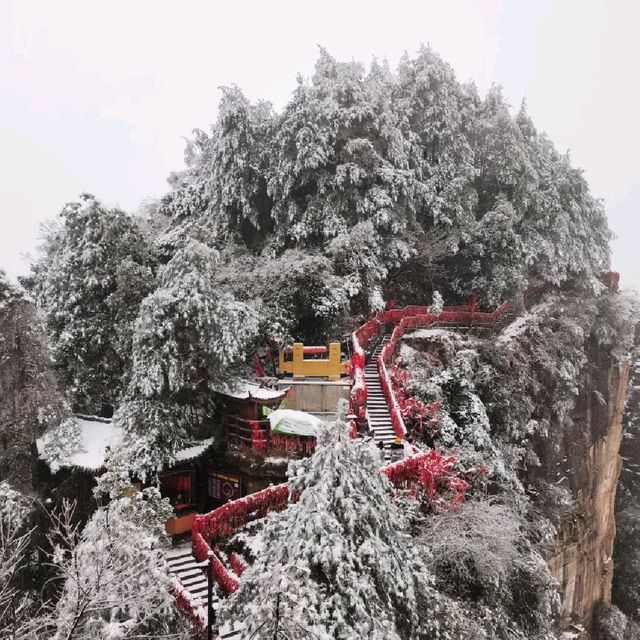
[546,358,630,634]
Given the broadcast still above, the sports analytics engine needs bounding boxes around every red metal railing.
[176,442,488,640]
[350,301,514,438]
[187,445,474,608]
[191,484,290,595]
[171,576,207,635]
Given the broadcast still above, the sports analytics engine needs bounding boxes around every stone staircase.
[166,544,243,639]
[167,543,212,606]
[365,334,397,450]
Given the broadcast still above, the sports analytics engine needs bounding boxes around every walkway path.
[365,334,396,448]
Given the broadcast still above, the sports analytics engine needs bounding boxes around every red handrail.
[349,301,515,437]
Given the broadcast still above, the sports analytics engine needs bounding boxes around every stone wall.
[276,379,350,416]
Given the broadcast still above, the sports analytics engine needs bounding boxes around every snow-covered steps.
[166,544,247,638]
[166,544,216,607]
[365,334,397,452]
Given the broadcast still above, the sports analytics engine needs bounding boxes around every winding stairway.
[167,543,212,605]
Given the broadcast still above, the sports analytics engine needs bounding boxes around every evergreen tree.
[25,194,155,412]
[43,490,189,640]
[394,46,477,231]
[220,415,469,639]
[128,239,258,400]
[0,481,36,637]
[207,86,275,244]
[117,239,260,476]
[452,198,527,305]
[471,86,533,217]
[149,48,611,326]
[0,272,66,490]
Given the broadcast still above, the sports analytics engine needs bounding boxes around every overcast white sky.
[1,0,638,289]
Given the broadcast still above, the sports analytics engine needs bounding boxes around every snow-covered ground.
[407,327,455,340]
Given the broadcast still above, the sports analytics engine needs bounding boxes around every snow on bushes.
[38,417,82,473]
[404,341,510,481]
[595,603,640,640]
[0,482,31,530]
[47,490,187,639]
[418,495,558,638]
[389,361,440,439]
[384,450,473,511]
[0,483,35,636]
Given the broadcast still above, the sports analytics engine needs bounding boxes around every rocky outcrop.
[546,358,630,635]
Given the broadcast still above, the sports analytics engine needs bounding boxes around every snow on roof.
[37,417,123,471]
[268,409,322,437]
[217,380,288,402]
[37,417,214,471]
[174,438,215,462]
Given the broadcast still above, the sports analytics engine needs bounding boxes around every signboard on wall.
[208,471,242,504]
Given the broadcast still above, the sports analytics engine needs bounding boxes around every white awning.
[268,409,322,437]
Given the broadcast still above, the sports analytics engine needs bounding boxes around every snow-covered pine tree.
[266,49,418,315]
[0,272,67,490]
[207,86,275,245]
[140,47,613,329]
[515,100,612,289]
[208,245,350,345]
[394,45,476,231]
[156,85,275,255]
[471,86,534,218]
[24,194,156,413]
[116,239,260,477]
[220,413,469,639]
[453,198,528,306]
